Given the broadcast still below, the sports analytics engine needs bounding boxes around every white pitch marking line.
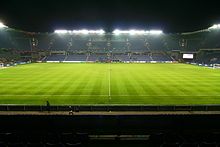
[1,94,220,97]
[0,94,109,97]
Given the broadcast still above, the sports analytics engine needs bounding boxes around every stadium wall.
[1,113,220,134]
[1,105,220,112]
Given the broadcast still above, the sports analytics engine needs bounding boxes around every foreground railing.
[0,105,220,112]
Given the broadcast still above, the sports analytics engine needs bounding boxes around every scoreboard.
[183,54,194,59]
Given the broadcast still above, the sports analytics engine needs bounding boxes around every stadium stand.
[1,27,220,64]
[46,55,66,62]
[112,54,131,62]
[196,50,220,64]
[131,53,152,61]
[0,130,220,147]
[151,52,172,61]
[87,53,108,62]
[65,54,87,62]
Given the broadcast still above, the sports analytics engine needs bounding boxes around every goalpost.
[0,63,3,68]
[213,64,220,69]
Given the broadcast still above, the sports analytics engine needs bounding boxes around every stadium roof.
[1,23,219,35]
[0,0,220,33]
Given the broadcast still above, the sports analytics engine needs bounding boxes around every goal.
[213,64,220,69]
[0,63,3,68]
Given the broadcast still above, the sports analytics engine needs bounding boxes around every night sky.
[0,0,220,33]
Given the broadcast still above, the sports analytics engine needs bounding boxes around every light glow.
[149,30,163,35]
[54,29,105,35]
[54,30,70,34]
[113,29,163,35]
[0,22,7,28]
[72,29,105,34]
[209,24,220,30]
[129,30,146,35]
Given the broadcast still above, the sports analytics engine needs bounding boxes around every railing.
[0,105,220,112]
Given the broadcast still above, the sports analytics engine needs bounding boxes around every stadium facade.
[0,24,220,65]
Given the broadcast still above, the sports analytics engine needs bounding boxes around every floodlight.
[113,30,133,35]
[72,29,105,35]
[209,24,220,30]
[72,30,80,34]
[113,29,163,35]
[54,30,70,34]
[55,29,105,35]
[80,29,89,34]
[113,29,122,35]
[149,30,163,35]
[97,29,105,35]
[0,22,7,28]
[129,30,146,35]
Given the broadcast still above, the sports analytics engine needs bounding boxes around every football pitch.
[0,63,220,105]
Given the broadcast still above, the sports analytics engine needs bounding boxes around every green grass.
[0,63,220,105]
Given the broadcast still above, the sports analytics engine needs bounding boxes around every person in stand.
[46,101,50,113]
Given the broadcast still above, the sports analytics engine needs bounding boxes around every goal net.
[213,64,220,69]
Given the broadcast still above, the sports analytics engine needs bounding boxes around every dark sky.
[0,0,220,33]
